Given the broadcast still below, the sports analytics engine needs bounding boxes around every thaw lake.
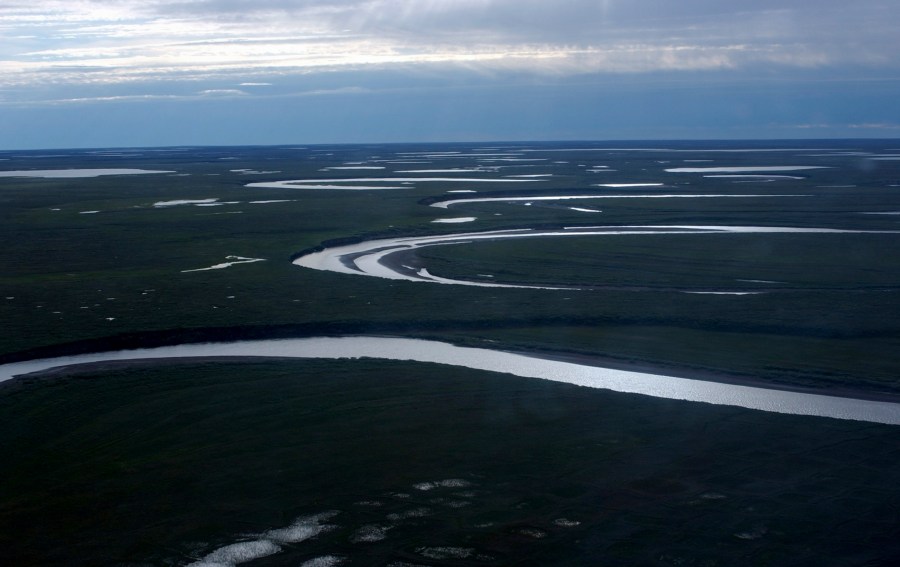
[0,168,174,178]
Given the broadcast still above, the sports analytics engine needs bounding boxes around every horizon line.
[3,136,899,154]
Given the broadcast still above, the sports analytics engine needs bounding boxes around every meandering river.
[1,336,897,424]
[293,225,896,290]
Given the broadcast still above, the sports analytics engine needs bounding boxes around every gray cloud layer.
[144,0,897,48]
[1,0,898,102]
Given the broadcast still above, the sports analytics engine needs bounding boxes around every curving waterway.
[428,193,807,209]
[294,225,894,290]
[1,336,897,424]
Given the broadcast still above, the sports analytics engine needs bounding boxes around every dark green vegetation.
[2,143,900,396]
[2,359,898,566]
[1,141,899,565]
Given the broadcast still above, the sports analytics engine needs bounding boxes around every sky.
[1,0,899,149]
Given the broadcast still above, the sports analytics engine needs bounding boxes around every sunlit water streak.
[430,194,807,209]
[1,337,897,424]
[665,166,827,173]
[246,177,537,190]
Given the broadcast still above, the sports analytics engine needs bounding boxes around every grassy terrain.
[1,359,898,566]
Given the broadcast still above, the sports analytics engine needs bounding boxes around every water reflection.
[2,336,897,425]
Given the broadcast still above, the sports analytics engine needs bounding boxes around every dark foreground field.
[1,140,899,565]
[2,359,898,566]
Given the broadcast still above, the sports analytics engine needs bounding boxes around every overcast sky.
[1,0,899,149]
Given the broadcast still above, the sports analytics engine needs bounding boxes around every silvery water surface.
[2,336,897,424]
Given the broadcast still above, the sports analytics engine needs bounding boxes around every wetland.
[1,140,899,565]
